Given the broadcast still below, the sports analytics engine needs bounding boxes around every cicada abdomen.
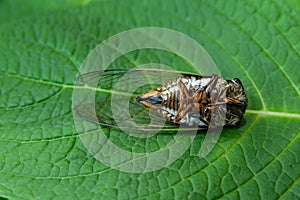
[135,74,248,128]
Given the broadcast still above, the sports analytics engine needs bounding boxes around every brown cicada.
[136,74,248,128]
[75,68,247,129]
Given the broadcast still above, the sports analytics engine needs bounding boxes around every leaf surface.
[0,0,299,199]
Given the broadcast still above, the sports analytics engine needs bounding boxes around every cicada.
[136,74,247,128]
[75,68,247,129]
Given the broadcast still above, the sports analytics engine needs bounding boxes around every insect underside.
[136,74,248,128]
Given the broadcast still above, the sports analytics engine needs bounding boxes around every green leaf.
[0,0,299,199]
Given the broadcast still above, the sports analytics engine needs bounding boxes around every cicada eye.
[233,78,242,85]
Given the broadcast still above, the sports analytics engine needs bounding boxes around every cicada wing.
[76,69,133,91]
[76,67,213,89]
[74,68,206,131]
[74,99,181,131]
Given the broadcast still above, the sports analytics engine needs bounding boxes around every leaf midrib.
[2,71,300,118]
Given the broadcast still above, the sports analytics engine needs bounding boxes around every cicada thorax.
[136,74,248,128]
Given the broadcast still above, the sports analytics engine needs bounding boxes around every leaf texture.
[0,0,299,199]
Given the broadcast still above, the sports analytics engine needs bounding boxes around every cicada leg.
[173,79,194,123]
[174,104,193,123]
[195,74,219,94]
[177,79,193,100]
[226,97,245,105]
[205,74,219,92]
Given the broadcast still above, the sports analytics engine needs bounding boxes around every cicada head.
[227,78,248,103]
[225,78,248,126]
